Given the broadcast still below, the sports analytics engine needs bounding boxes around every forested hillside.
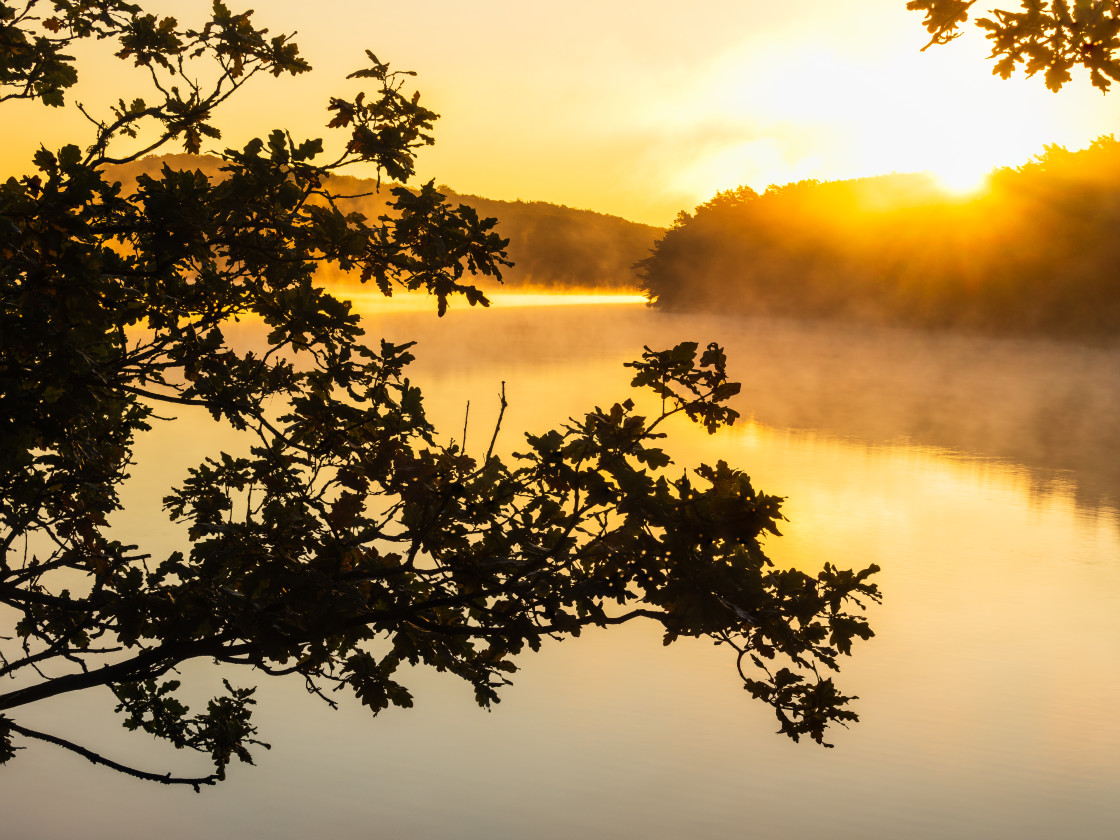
[638,137,1120,338]
[110,155,658,292]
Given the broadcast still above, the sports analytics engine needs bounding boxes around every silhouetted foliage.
[0,2,879,788]
[908,0,1120,91]
[638,137,1120,337]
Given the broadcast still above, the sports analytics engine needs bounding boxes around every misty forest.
[3,1,1120,839]
[639,137,1120,336]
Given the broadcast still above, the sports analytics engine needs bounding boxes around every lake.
[5,295,1120,839]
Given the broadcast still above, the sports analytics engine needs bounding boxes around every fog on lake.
[6,296,1119,840]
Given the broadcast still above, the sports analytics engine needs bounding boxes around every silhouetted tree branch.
[0,1,880,787]
[2,719,224,791]
[908,0,1120,91]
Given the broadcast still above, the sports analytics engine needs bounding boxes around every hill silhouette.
[109,155,659,293]
[638,137,1120,338]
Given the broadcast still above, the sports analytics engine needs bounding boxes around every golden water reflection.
[6,299,1120,839]
[323,285,647,313]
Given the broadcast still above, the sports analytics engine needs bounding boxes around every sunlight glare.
[669,39,1075,205]
[929,163,990,196]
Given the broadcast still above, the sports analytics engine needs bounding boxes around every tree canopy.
[908,0,1120,91]
[0,2,879,788]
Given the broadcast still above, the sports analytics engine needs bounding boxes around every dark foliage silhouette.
[0,2,879,788]
[909,0,1120,92]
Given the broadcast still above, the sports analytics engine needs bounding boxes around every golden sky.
[6,0,1120,226]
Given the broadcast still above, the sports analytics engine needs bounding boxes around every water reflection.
[354,295,1120,522]
[6,295,1120,839]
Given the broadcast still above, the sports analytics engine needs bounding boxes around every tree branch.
[0,637,228,712]
[5,720,220,791]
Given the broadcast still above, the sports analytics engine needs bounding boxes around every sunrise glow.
[8,4,1120,838]
[929,164,991,196]
[328,288,647,315]
[3,0,1120,226]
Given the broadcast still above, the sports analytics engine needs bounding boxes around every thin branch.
[484,382,507,463]
[5,720,220,791]
[460,399,470,456]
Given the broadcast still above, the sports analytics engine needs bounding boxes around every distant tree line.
[638,137,1120,338]
[110,156,659,293]
[433,193,660,291]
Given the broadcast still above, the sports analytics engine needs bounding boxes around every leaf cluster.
[908,0,1120,91]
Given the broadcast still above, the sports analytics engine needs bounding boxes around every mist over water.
[364,296,1120,522]
[7,295,1119,840]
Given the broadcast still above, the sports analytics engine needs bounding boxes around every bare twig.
[5,720,220,792]
[484,382,507,463]
[460,399,470,455]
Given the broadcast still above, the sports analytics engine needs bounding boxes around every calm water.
[5,298,1120,839]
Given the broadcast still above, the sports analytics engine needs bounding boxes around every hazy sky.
[6,0,1120,225]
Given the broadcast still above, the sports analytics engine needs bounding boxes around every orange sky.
[5,0,1120,226]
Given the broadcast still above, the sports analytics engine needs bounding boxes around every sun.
[930,163,991,197]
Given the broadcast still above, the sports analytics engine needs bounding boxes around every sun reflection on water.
[326,286,647,314]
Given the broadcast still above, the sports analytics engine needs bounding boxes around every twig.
[461,400,470,455]
[5,720,219,792]
[484,382,507,463]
